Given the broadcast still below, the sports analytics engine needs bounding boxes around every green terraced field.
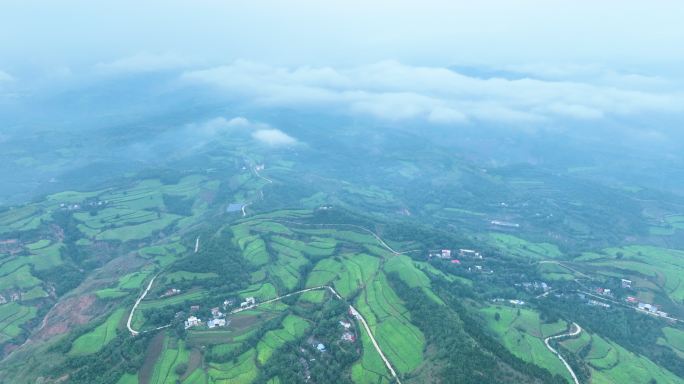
[0,303,37,343]
[148,337,190,384]
[488,233,563,260]
[69,308,126,356]
[351,328,391,384]
[356,273,425,374]
[208,348,258,384]
[585,246,684,302]
[256,315,310,364]
[479,305,571,381]
[584,334,681,384]
[163,270,218,283]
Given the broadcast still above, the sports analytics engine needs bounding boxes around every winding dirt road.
[544,322,582,384]
[127,274,158,336]
[131,284,402,383]
[230,285,402,384]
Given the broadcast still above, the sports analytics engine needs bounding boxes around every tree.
[174,363,188,375]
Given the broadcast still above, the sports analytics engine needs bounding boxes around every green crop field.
[0,303,37,343]
[0,265,41,291]
[583,246,684,302]
[479,305,571,381]
[0,205,46,233]
[163,271,218,283]
[581,333,682,384]
[96,288,129,299]
[25,239,50,250]
[208,348,258,384]
[148,337,190,384]
[356,273,425,374]
[662,327,684,353]
[256,315,309,365]
[69,308,126,356]
[351,329,391,384]
[139,290,206,310]
[115,373,139,384]
[239,283,277,300]
[488,233,563,260]
[26,242,63,270]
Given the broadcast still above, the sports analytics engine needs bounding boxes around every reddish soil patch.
[35,294,96,339]
[139,332,165,384]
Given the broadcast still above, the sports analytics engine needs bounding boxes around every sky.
[0,1,683,143]
[2,1,683,72]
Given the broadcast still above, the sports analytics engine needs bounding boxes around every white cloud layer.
[251,129,298,146]
[181,60,684,126]
[187,116,298,147]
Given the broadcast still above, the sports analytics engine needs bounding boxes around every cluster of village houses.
[310,317,357,355]
[184,297,258,330]
[581,278,671,319]
[184,305,229,329]
[428,248,493,273]
[58,199,108,211]
[621,278,670,319]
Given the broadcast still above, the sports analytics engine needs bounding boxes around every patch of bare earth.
[35,294,96,340]
[139,332,165,384]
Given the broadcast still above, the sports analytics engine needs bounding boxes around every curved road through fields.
[127,274,158,336]
[544,322,582,384]
[230,285,402,384]
[130,284,403,383]
[128,196,412,381]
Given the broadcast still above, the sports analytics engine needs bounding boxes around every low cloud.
[181,60,684,127]
[187,116,298,147]
[251,129,297,146]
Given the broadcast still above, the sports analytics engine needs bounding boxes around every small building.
[588,300,610,308]
[626,296,638,303]
[339,320,352,329]
[184,316,201,329]
[161,288,181,297]
[621,279,633,289]
[450,259,461,264]
[223,299,235,308]
[341,332,356,342]
[459,249,481,258]
[207,318,226,328]
[211,307,223,318]
[190,305,200,312]
[508,299,525,306]
[638,302,658,313]
[316,343,326,352]
[441,249,452,258]
[240,297,256,308]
